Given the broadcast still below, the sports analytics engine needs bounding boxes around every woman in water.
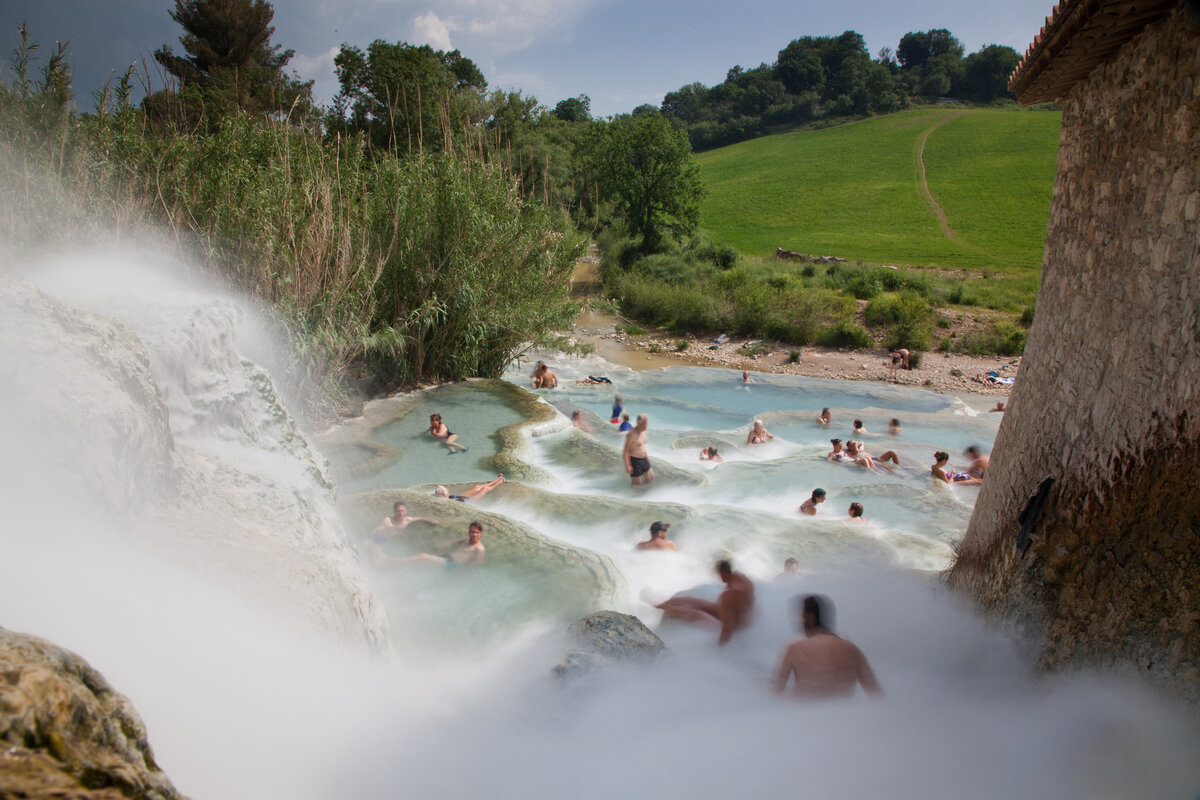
[747,419,775,445]
[429,413,468,454]
[930,451,980,484]
[699,446,724,462]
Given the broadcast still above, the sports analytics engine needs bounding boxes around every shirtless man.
[777,557,800,579]
[395,521,487,567]
[852,419,870,436]
[536,366,559,389]
[888,418,902,436]
[772,594,881,698]
[799,488,826,516]
[699,446,724,462]
[965,446,990,478]
[372,501,439,537]
[636,521,678,551]
[571,410,592,433]
[848,502,867,522]
[434,474,505,502]
[741,370,755,384]
[623,414,654,486]
[653,560,755,645]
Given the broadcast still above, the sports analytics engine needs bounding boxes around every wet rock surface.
[0,626,189,800]
[553,611,665,679]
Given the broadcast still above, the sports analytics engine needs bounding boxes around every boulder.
[553,611,665,679]
[0,626,189,800]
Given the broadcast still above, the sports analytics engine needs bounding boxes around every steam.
[0,247,1196,800]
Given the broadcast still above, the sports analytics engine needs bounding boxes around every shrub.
[847,272,882,299]
[801,265,816,278]
[617,322,647,335]
[817,321,873,349]
[907,351,924,369]
[788,350,801,363]
[953,321,1027,356]
[675,339,689,351]
[1020,303,1036,327]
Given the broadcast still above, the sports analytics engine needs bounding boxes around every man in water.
[571,410,593,433]
[372,501,439,537]
[848,502,867,522]
[799,488,826,516]
[965,446,990,478]
[653,559,755,646]
[618,413,633,432]
[772,594,881,698]
[394,520,487,567]
[636,521,678,551]
[434,475,505,502]
[741,370,755,384]
[623,413,654,486]
[777,557,800,579]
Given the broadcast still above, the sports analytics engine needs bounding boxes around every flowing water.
[1,253,1197,800]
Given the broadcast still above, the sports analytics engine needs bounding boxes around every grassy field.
[696,108,1060,273]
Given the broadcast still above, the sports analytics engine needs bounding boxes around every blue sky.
[2,0,1055,117]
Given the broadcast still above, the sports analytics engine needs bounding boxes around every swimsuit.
[449,495,466,502]
[630,455,651,477]
[831,452,850,461]
[951,471,974,482]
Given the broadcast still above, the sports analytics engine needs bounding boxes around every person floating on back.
[429,413,468,454]
[772,594,881,698]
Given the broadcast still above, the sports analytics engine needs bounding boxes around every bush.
[953,321,1027,356]
[801,265,816,278]
[818,321,873,349]
[788,349,801,363]
[846,272,882,299]
[907,351,923,369]
[865,291,934,350]
[675,339,689,351]
[1020,303,1036,327]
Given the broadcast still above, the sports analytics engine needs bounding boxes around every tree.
[959,44,1020,102]
[150,0,312,122]
[553,94,591,122]
[327,40,487,153]
[584,114,706,252]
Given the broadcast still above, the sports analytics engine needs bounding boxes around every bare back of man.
[655,561,754,645]
[773,595,881,699]
[774,634,880,698]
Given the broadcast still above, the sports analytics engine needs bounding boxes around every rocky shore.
[570,313,1017,399]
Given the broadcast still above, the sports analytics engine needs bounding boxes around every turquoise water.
[331,358,1002,627]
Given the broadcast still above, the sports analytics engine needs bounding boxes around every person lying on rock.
[772,594,881,699]
[434,475,505,502]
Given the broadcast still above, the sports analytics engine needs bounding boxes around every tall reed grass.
[0,55,581,418]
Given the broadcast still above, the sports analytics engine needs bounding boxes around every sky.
[1,0,1056,118]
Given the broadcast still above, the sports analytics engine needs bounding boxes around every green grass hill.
[696,108,1061,274]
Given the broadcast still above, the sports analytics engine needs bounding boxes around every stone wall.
[948,6,1200,702]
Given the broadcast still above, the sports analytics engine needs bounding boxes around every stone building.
[947,0,1200,702]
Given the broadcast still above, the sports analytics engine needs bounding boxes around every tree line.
[660,30,1021,150]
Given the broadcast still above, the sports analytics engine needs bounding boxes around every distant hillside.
[697,108,1061,273]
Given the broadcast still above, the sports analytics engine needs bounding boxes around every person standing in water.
[429,413,468,454]
[772,594,881,698]
[611,395,624,423]
[623,413,655,486]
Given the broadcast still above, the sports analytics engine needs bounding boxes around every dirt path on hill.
[914,112,966,244]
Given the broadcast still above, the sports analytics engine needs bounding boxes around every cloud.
[412,11,455,51]
[464,0,595,52]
